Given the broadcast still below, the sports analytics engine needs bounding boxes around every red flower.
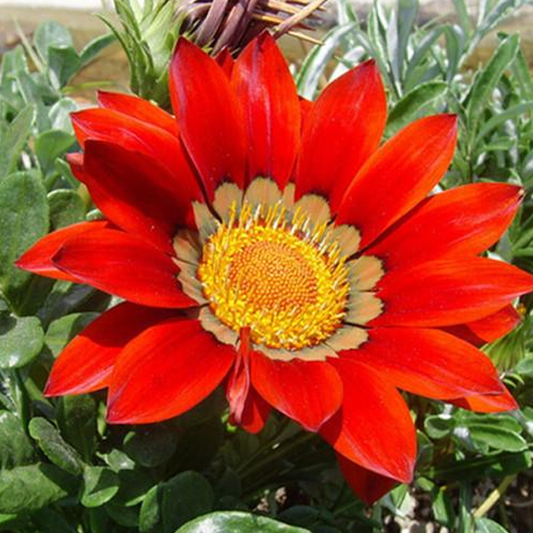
[17,34,533,504]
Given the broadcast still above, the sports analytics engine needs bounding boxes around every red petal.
[450,387,518,413]
[79,141,201,252]
[226,328,252,424]
[444,305,522,346]
[345,328,503,400]
[336,115,457,248]
[321,361,416,482]
[52,228,196,308]
[215,48,235,77]
[71,109,200,201]
[232,33,300,188]
[107,318,235,424]
[170,38,246,197]
[238,388,272,434]
[368,183,523,269]
[337,454,398,505]
[251,352,343,432]
[373,257,533,327]
[296,61,386,211]
[97,90,179,136]
[15,220,110,282]
[44,303,175,396]
[299,97,312,129]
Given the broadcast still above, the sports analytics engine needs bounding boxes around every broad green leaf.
[34,21,74,64]
[466,34,519,128]
[81,466,120,508]
[29,417,84,475]
[176,512,312,533]
[45,312,98,357]
[476,518,510,533]
[79,33,116,67]
[35,130,75,176]
[48,98,77,131]
[58,395,98,462]
[424,414,455,439]
[432,487,456,528]
[124,426,178,468]
[48,46,81,89]
[515,355,533,378]
[48,189,86,229]
[0,315,44,368]
[32,507,76,533]
[464,424,528,453]
[0,105,35,180]
[0,171,49,308]
[0,411,34,468]
[0,464,71,513]
[139,485,162,533]
[139,471,214,533]
[162,471,214,533]
[387,81,447,135]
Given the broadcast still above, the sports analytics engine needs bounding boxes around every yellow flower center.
[198,202,349,350]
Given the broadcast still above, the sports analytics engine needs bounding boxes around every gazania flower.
[17,33,533,504]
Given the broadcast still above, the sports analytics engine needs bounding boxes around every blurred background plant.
[1,1,533,532]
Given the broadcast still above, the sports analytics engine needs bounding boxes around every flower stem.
[473,475,515,520]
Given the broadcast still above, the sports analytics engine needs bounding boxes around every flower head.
[17,33,533,503]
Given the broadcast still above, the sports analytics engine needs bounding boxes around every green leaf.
[396,0,419,81]
[81,466,120,508]
[476,102,533,141]
[296,23,358,99]
[79,33,116,67]
[511,47,533,100]
[58,395,98,462]
[466,34,520,128]
[162,471,213,532]
[476,518,510,533]
[139,485,161,533]
[35,130,75,176]
[431,450,532,481]
[0,411,34,468]
[48,98,77,131]
[48,46,81,89]
[0,105,35,180]
[48,189,86,229]
[387,81,447,135]
[462,423,528,453]
[0,315,44,368]
[124,426,178,468]
[32,507,76,533]
[176,512,312,533]
[452,0,472,36]
[45,312,98,357]
[0,171,49,308]
[33,22,74,64]
[424,414,455,439]
[29,417,84,475]
[139,471,214,533]
[0,464,71,513]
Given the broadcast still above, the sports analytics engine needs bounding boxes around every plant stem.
[473,475,515,520]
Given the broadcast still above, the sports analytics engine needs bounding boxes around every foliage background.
[1,1,533,531]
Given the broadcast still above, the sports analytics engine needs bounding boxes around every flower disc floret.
[198,202,350,350]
